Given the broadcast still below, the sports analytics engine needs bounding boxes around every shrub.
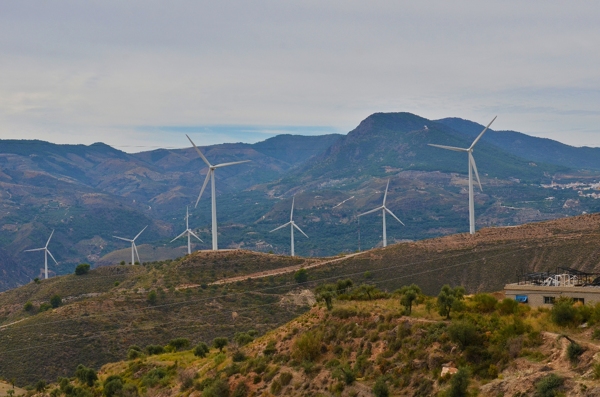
[315,284,336,310]
[447,367,469,397]
[472,293,497,313]
[24,301,33,312]
[75,264,91,275]
[566,341,585,363]
[448,321,481,349]
[233,332,254,346]
[292,331,322,361]
[193,342,210,358]
[35,380,46,393]
[39,302,52,312]
[336,279,353,294]
[145,345,164,355]
[232,350,246,362]
[294,268,308,284]
[75,364,97,387]
[141,367,168,388]
[263,340,277,356]
[232,382,248,397]
[213,337,229,352]
[147,290,157,305]
[593,329,600,340]
[551,297,576,326]
[103,376,123,397]
[270,379,282,395]
[279,372,293,386]
[535,373,564,397]
[128,348,143,360]
[203,379,230,397]
[398,284,421,315]
[50,294,62,308]
[373,377,389,397]
[167,338,190,351]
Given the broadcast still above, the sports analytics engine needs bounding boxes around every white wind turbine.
[113,226,147,265]
[24,229,58,279]
[171,206,203,255]
[270,196,308,256]
[428,116,497,235]
[358,180,404,248]
[186,135,251,250]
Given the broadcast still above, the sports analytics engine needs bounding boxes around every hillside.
[21,292,600,396]
[4,214,600,383]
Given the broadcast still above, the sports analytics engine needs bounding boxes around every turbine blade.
[170,230,188,243]
[47,250,58,265]
[383,180,390,206]
[385,207,405,226]
[195,171,212,208]
[428,144,468,152]
[469,116,497,149]
[134,225,148,240]
[189,230,203,242]
[293,223,309,238]
[133,243,141,264]
[113,236,132,242]
[24,248,45,252]
[186,134,212,167]
[270,221,292,233]
[470,153,483,191]
[290,196,295,221]
[358,206,384,217]
[213,160,251,168]
[45,229,55,247]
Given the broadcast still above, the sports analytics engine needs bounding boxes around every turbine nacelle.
[358,180,404,248]
[270,196,308,256]
[113,225,147,264]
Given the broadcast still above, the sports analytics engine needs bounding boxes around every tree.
[75,264,91,275]
[336,279,353,295]
[35,380,46,393]
[103,376,123,397]
[50,294,62,308]
[147,290,157,305]
[24,301,33,312]
[168,338,190,351]
[447,367,469,397]
[315,284,336,310]
[194,342,210,358]
[294,268,308,284]
[373,377,389,397]
[437,285,465,319]
[213,337,229,352]
[398,284,421,315]
[203,379,230,397]
[234,332,254,346]
[75,364,97,387]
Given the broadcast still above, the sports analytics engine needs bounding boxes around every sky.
[1,1,599,152]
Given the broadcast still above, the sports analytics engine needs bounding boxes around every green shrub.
[278,372,293,386]
[535,373,564,397]
[263,340,277,356]
[74,364,97,387]
[294,268,308,284]
[233,332,254,346]
[193,342,210,358]
[566,341,585,363]
[141,367,168,388]
[232,382,248,397]
[447,367,469,397]
[167,338,190,351]
[551,297,576,326]
[270,379,282,395]
[448,321,481,349]
[75,264,91,275]
[373,377,389,397]
[50,294,62,308]
[147,290,157,305]
[203,379,230,397]
[472,293,497,313]
[103,376,123,397]
[497,298,518,315]
[232,350,246,362]
[145,345,164,355]
[39,302,52,312]
[213,337,229,352]
[398,284,422,315]
[292,331,322,361]
[24,301,33,312]
[128,348,143,360]
[437,285,465,319]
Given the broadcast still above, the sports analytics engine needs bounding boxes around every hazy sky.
[1,1,599,152]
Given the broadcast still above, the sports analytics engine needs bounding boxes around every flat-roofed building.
[504,267,600,307]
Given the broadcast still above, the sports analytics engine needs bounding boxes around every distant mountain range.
[2,112,600,290]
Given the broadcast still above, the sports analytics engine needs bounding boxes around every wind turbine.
[428,116,497,234]
[24,229,57,279]
[358,180,404,248]
[171,206,203,255]
[270,196,308,256]
[113,226,147,265]
[186,135,251,250]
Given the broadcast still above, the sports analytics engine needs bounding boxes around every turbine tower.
[113,226,147,265]
[358,180,404,248]
[428,116,497,234]
[171,206,203,255]
[270,196,308,256]
[24,229,58,279]
[186,135,251,250]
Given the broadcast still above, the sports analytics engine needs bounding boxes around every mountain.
[3,213,600,383]
[437,117,600,171]
[3,112,600,290]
